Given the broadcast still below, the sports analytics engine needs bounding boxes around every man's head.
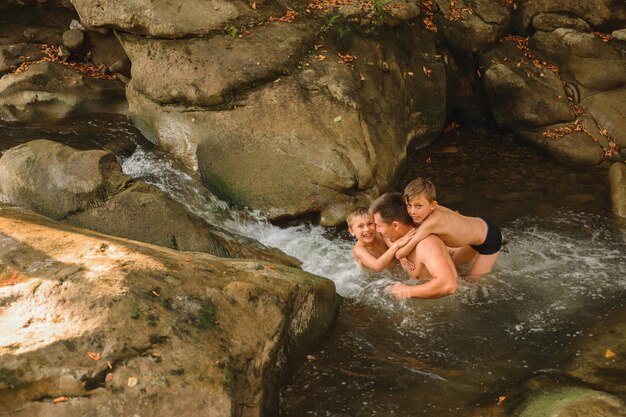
[403,178,437,224]
[346,207,376,244]
[369,193,413,241]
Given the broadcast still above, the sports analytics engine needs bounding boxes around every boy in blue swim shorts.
[395,178,503,277]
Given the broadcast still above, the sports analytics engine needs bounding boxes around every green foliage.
[198,298,217,330]
[224,25,238,38]
[321,13,340,34]
[321,13,352,39]
[369,0,391,19]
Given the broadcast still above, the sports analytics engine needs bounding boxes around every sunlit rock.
[0,205,339,416]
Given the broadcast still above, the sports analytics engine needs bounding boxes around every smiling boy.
[396,178,503,276]
[347,207,416,272]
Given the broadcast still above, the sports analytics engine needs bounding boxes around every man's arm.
[353,230,416,272]
[388,235,457,299]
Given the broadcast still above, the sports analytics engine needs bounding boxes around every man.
[369,192,458,300]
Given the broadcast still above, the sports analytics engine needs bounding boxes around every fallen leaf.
[426,157,432,164]
[251,1,256,9]
[422,66,432,76]
[359,73,365,81]
[152,290,160,297]
[605,349,616,359]
[87,352,100,361]
[128,377,138,387]
[213,5,221,10]
[53,396,69,404]
[498,395,506,404]
[107,361,113,369]
[105,373,113,383]
[317,54,326,61]
[334,116,342,122]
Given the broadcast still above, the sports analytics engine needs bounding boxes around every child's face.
[349,214,377,243]
[406,194,436,224]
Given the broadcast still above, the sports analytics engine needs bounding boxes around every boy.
[395,178,503,276]
[347,207,416,272]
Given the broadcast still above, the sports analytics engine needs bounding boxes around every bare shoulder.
[417,234,445,251]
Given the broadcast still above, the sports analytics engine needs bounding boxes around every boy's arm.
[395,219,436,260]
[388,236,457,299]
[353,230,416,272]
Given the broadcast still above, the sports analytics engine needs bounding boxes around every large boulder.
[0,140,300,266]
[0,61,127,122]
[512,387,625,417]
[0,139,129,219]
[432,0,511,53]
[513,0,626,33]
[481,41,574,130]
[531,28,626,92]
[69,0,263,38]
[117,20,320,107]
[126,21,445,225]
[0,205,339,417]
[579,87,626,148]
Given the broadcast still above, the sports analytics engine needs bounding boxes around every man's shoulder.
[417,234,445,248]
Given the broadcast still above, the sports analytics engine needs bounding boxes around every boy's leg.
[451,245,477,266]
[468,252,499,277]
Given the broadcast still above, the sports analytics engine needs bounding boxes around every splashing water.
[121,144,626,416]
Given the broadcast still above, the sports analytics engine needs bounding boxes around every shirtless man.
[369,193,458,300]
[395,178,503,276]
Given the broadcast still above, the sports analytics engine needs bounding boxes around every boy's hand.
[399,258,415,271]
[388,282,412,300]
[394,228,417,248]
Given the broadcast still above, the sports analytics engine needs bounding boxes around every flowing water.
[2,116,625,416]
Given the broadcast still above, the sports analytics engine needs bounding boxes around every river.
[1,115,625,416]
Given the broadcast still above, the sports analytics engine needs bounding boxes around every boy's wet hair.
[369,193,413,225]
[403,178,436,203]
[346,207,371,227]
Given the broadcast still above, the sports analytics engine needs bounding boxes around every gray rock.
[0,205,338,417]
[62,28,85,52]
[433,0,511,53]
[0,61,127,122]
[579,86,626,147]
[514,0,626,33]
[0,139,129,219]
[69,0,259,38]
[0,139,299,265]
[0,43,46,76]
[513,387,625,417]
[531,12,591,32]
[531,28,626,92]
[481,42,574,130]
[516,128,605,166]
[86,29,128,66]
[608,162,626,217]
[117,20,319,107]
[66,181,301,266]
